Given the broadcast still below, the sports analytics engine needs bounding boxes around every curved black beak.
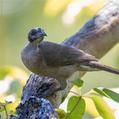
[41,31,47,36]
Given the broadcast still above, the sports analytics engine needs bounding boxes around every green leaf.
[71,78,84,87]
[56,108,66,119]
[93,88,108,97]
[66,96,85,119]
[0,104,5,112]
[0,106,4,112]
[103,88,119,103]
[91,95,115,119]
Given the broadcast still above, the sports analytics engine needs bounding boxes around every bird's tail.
[82,61,119,75]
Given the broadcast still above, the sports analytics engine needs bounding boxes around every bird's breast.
[21,49,39,72]
[21,46,59,77]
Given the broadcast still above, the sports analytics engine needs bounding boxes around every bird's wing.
[38,41,97,67]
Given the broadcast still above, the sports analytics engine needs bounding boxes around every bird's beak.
[41,31,47,37]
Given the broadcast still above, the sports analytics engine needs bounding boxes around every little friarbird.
[21,27,119,89]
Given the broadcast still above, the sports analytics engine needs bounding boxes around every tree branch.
[64,0,119,58]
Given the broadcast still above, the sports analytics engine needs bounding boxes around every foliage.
[0,66,28,118]
[56,80,119,119]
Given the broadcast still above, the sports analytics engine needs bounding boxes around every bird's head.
[28,27,47,43]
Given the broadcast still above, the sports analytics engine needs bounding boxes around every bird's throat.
[30,38,43,48]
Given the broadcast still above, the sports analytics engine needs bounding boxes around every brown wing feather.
[38,41,97,67]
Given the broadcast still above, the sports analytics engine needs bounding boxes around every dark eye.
[30,29,38,36]
[38,28,42,32]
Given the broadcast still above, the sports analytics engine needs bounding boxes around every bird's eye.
[38,28,42,32]
[30,29,38,36]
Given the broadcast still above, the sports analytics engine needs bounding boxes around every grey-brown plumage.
[21,27,119,89]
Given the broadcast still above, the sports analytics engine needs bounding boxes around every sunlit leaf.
[0,102,6,112]
[83,97,99,117]
[91,95,115,119]
[71,78,84,87]
[0,105,4,112]
[93,88,108,97]
[55,108,66,119]
[66,96,85,119]
[103,88,119,103]
[6,100,19,113]
[94,88,119,103]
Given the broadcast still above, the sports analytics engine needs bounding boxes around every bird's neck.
[30,41,39,47]
[29,38,43,48]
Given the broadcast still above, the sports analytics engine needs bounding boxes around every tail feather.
[83,61,119,75]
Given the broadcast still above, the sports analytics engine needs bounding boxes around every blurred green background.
[0,0,105,68]
[0,0,119,117]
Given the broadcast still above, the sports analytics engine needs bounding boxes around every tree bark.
[11,0,119,118]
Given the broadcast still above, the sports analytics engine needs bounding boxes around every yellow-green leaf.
[55,108,66,119]
[91,95,115,119]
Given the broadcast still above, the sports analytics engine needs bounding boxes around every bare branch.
[64,0,119,59]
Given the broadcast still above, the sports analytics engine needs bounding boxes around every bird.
[21,27,119,89]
